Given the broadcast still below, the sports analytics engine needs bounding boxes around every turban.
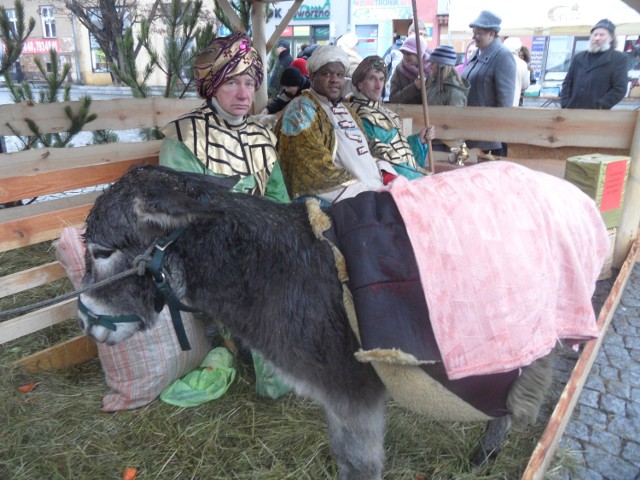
[193,32,264,99]
[351,56,387,88]
[306,46,350,75]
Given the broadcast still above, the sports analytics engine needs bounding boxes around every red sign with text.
[600,160,628,212]
[22,38,60,54]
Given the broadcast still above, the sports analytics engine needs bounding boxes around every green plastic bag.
[252,350,292,399]
[160,347,236,407]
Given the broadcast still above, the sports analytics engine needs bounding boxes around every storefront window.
[40,6,56,39]
[7,9,18,35]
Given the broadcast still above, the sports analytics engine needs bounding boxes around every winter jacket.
[426,73,470,106]
[560,48,628,109]
[388,67,423,104]
[268,49,293,95]
[462,38,516,151]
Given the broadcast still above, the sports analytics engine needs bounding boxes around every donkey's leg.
[323,394,386,480]
[471,415,512,467]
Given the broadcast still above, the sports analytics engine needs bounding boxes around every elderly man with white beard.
[560,19,629,109]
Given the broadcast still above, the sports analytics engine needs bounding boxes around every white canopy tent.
[448,0,640,36]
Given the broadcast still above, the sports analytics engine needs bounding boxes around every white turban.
[307,46,350,74]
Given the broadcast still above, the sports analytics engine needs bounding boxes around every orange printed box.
[564,154,630,229]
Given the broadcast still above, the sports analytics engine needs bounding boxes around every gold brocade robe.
[349,94,419,169]
[160,102,279,197]
[276,90,373,199]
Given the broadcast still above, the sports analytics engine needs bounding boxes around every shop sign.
[22,38,60,54]
[351,0,412,20]
[294,0,330,20]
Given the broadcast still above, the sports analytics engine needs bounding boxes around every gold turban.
[193,32,264,99]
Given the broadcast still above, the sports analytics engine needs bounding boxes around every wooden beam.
[12,335,97,373]
[0,191,100,252]
[620,0,640,14]
[613,113,640,268]
[216,0,246,33]
[252,1,268,112]
[521,239,639,480]
[0,98,201,136]
[0,298,77,344]
[266,0,303,52]
[0,141,161,203]
[0,262,66,298]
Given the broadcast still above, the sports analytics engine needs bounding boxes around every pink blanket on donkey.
[385,162,609,380]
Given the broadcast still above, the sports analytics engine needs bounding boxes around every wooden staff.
[410,0,434,174]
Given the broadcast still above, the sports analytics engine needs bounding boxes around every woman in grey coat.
[462,10,515,156]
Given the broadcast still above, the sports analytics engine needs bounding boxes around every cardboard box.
[564,154,630,229]
[598,228,616,280]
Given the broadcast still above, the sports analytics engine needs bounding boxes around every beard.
[588,39,611,53]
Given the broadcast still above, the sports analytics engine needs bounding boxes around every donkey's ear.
[133,186,225,232]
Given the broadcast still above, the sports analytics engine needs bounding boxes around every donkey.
[78,165,605,479]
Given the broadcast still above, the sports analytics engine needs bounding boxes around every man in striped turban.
[160,31,288,202]
[158,32,291,400]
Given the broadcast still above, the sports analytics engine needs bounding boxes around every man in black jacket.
[560,19,629,109]
[268,39,293,97]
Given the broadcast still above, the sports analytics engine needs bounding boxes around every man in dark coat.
[560,19,629,109]
[268,39,293,97]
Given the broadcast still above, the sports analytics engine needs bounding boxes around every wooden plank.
[0,297,77,344]
[1,99,634,151]
[613,114,640,268]
[388,105,636,150]
[265,0,303,51]
[0,98,201,136]
[0,262,66,298]
[521,239,639,480]
[12,334,97,373]
[0,191,100,252]
[0,141,161,203]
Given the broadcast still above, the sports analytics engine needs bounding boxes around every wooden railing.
[1,98,639,368]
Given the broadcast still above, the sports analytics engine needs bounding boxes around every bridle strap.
[78,298,140,332]
[145,227,194,351]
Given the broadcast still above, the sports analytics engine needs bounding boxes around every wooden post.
[216,0,246,33]
[251,1,268,113]
[266,0,304,52]
[410,0,434,174]
[613,112,640,268]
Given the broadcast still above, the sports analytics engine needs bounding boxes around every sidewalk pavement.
[556,262,640,480]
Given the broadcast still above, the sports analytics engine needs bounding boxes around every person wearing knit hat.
[428,45,457,66]
[425,45,469,107]
[277,47,401,203]
[560,19,628,109]
[158,32,292,401]
[349,55,434,177]
[262,66,311,114]
[461,11,516,155]
[388,35,431,104]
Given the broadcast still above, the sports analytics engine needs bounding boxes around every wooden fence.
[1,98,639,347]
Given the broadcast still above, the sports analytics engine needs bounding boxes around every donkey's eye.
[92,247,114,259]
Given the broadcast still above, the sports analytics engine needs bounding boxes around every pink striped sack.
[54,227,210,411]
